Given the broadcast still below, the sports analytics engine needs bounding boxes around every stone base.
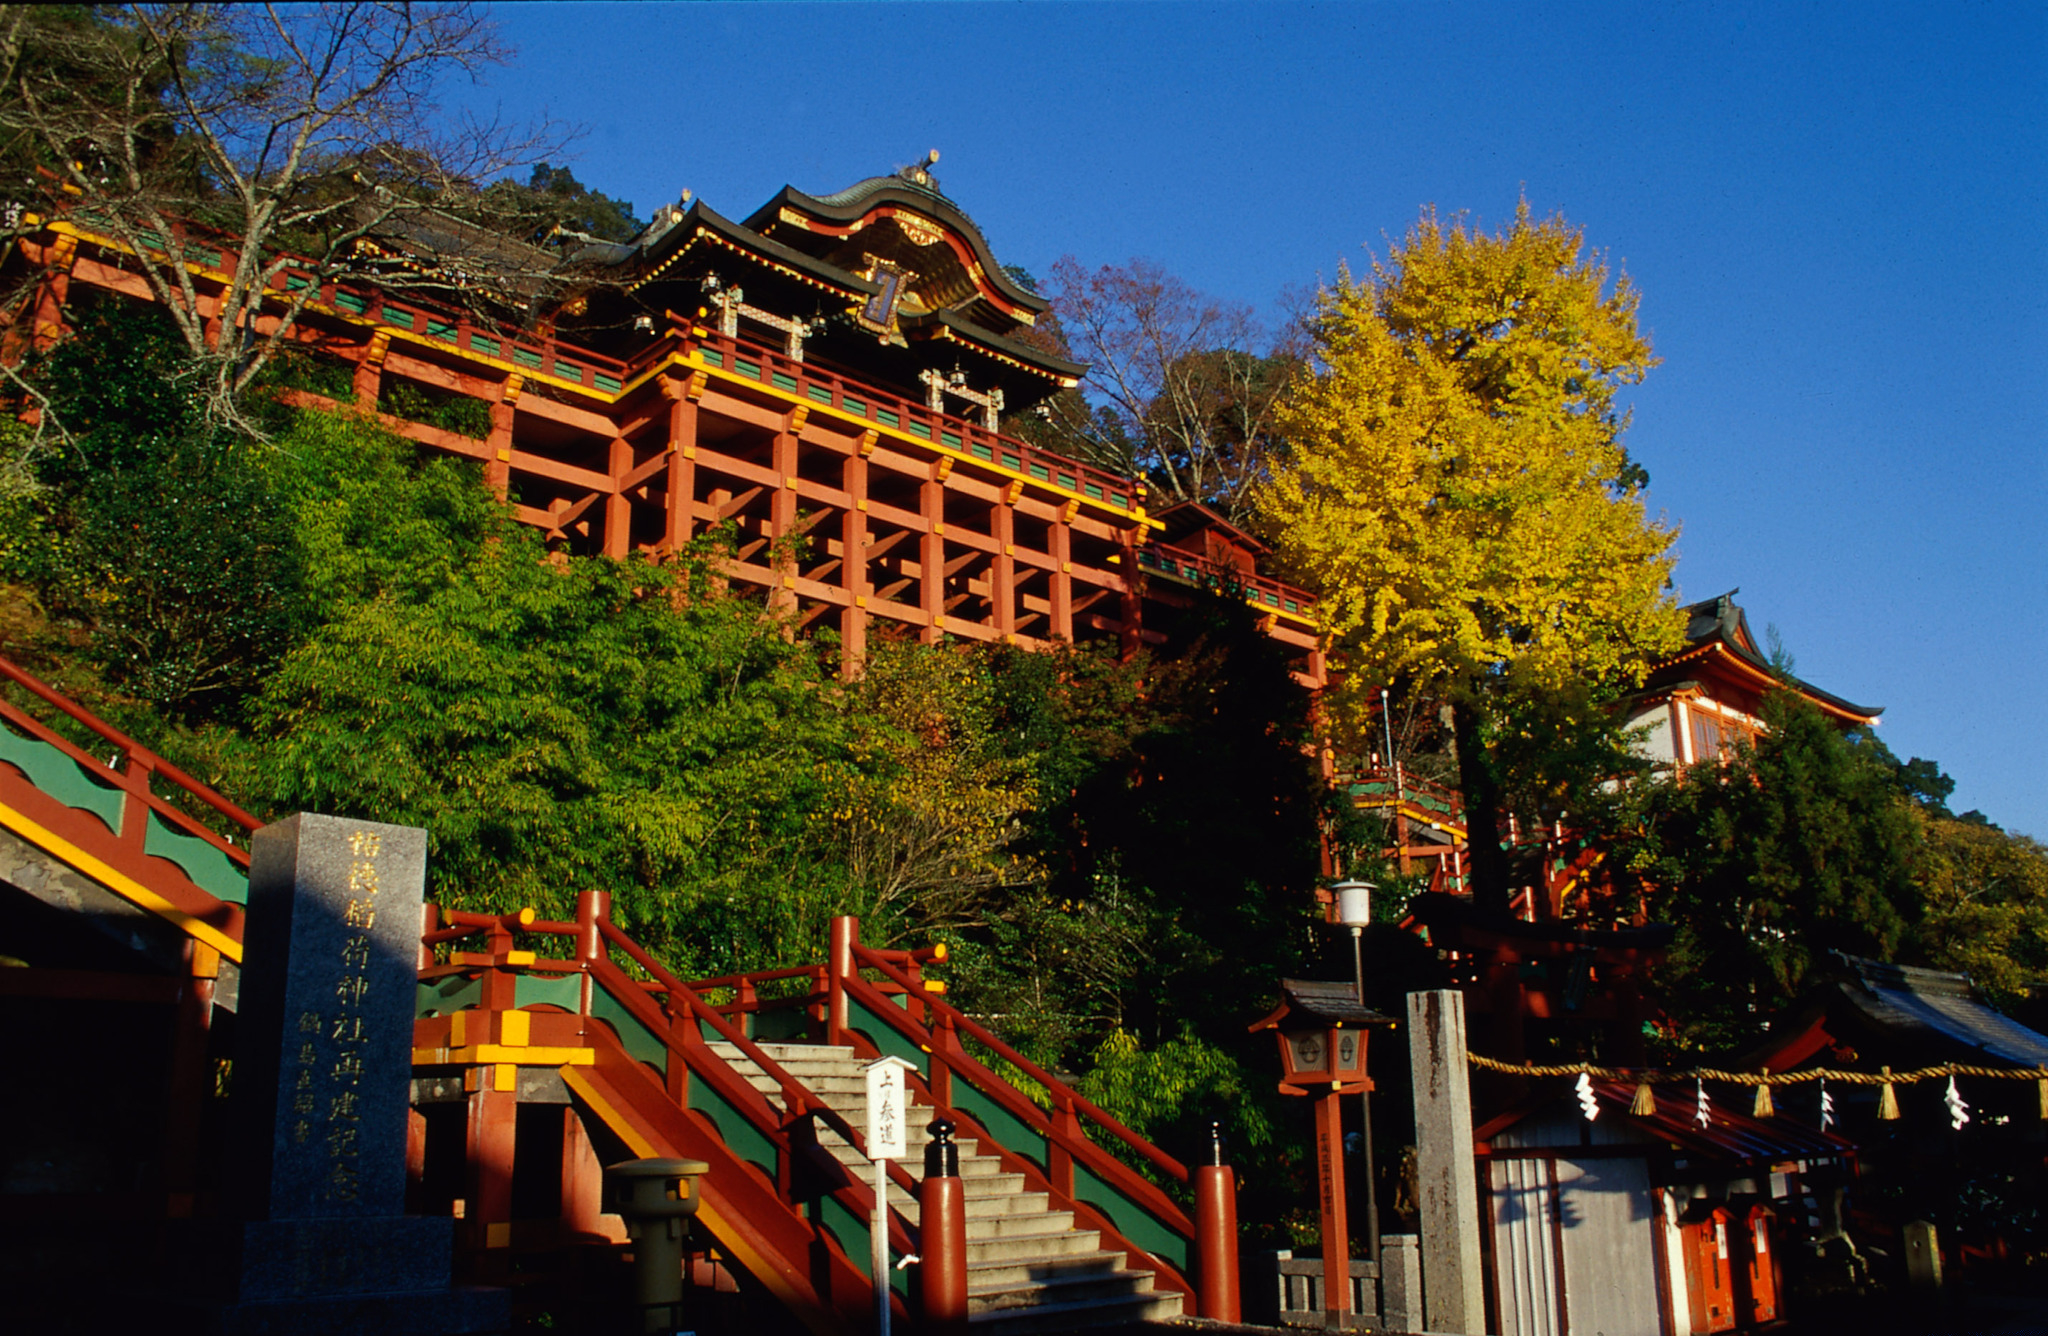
[147,1216,508,1335]
[166,1215,455,1299]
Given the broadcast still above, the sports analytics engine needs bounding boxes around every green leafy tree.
[1259,201,1686,912]
[1913,815,2048,1010]
[1604,691,1927,1056]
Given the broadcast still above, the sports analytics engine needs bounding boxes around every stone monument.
[174,813,506,1334]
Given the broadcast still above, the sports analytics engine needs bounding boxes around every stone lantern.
[1250,979,1392,1326]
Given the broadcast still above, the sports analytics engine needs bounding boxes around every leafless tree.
[0,3,570,432]
[1037,255,1301,524]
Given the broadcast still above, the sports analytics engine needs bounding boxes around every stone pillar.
[1408,988,1485,1334]
[175,812,505,1332]
[1379,1233,1424,1333]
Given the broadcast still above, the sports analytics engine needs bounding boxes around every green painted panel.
[909,421,931,440]
[382,308,414,329]
[816,1193,912,1298]
[590,984,668,1075]
[428,320,455,340]
[940,431,961,449]
[807,384,833,404]
[0,726,126,833]
[335,292,368,315]
[1074,1161,1188,1271]
[948,1079,1047,1173]
[1001,453,1021,470]
[844,396,866,415]
[142,813,247,904]
[470,335,500,356]
[876,408,897,428]
[699,349,725,369]
[1028,463,1050,482]
[596,374,621,392]
[846,997,928,1078]
[1084,482,1104,500]
[555,360,586,380]
[417,973,483,1019]
[771,371,798,393]
[970,441,993,461]
[687,1075,778,1180]
[1057,472,1076,489]
[1110,492,1128,508]
[285,275,312,291]
[735,359,760,380]
[513,347,542,367]
[514,973,583,1011]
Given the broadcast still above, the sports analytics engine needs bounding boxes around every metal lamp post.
[1330,880,1380,1271]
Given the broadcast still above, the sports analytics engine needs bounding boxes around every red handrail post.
[1194,1125,1241,1323]
[576,890,609,1017]
[1049,1097,1079,1199]
[918,1118,969,1336]
[828,916,856,1045]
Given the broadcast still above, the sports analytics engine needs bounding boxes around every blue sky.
[456,1,2046,835]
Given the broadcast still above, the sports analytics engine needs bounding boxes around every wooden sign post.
[865,1055,917,1336]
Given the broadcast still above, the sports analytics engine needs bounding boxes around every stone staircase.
[707,1040,1182,1332]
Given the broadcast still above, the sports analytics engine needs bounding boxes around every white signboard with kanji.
[864,1055,917,1162]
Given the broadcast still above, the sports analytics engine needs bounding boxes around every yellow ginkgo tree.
[1260,201,1686,911]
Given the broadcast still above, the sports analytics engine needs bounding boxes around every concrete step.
[964,1249,1126,1292]
[966,1211,1077,1240]
[966,1289,1181,1333]
[963,1229,1106,1264]
[970,1265,1156,1315]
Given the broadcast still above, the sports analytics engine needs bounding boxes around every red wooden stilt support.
[1194,1122,1241,1323]
[919,1118,969,1336]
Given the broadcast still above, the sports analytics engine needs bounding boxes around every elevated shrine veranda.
[5,166,1326,688]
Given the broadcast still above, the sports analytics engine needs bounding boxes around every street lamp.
[1329,879,1380,1272]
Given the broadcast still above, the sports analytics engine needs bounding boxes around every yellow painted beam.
[411,1044,594,1067]
[0,798,242,962]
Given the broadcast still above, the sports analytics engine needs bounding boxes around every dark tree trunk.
[1451,697,1512,915]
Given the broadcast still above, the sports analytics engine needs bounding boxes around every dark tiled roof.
[1272,978,1395,1026]
[1671,591,1882,721]
[1833,953,2048,1068]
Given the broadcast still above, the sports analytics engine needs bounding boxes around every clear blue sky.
[455,1,2047,836]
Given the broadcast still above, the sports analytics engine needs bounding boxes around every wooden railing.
[1136,544,1318,621]
[419,896,922,1257]
[814,918,1202,1304]
[666,322,1146,516]
[0,654,259,880]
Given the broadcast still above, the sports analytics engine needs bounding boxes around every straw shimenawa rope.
[1465,1054,2048,1121]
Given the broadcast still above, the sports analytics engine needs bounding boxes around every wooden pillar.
[921,458,949,644]
[1314,1090,1351,1318]
[1117,530,1143,659]
[662,376,701,555]
[352,331,391,408]
[560,1107,621,1241]
[840,436,873,677]
[1049,517,1074,642]
[161,937,219,1216]
[770,408,804,616]
[467,1077,519,1262]
[604,434,632,559]
[485,375,522,499]
[29,233,79,351]
[991,485,1017,640]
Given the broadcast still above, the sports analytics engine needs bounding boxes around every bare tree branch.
[0,3,574,434]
